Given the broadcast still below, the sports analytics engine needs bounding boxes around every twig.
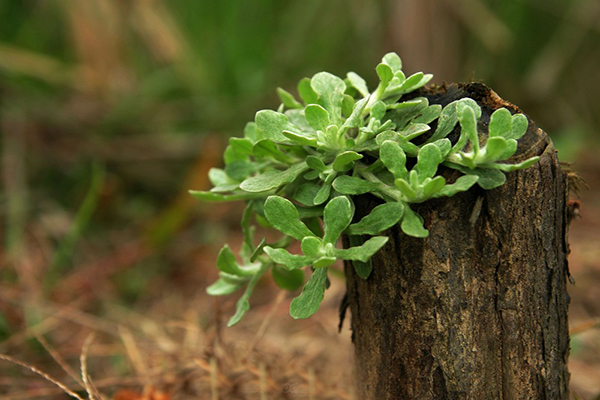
[0,353,84,400]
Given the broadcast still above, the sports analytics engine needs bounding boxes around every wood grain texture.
[344,83,570,399]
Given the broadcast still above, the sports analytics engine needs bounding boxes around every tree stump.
[344,83,570,399]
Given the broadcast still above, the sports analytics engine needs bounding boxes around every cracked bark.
[344,83,570,399]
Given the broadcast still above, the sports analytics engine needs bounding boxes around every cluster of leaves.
[191,53,540,326]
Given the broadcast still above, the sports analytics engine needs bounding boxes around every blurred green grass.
[1,0,599,320]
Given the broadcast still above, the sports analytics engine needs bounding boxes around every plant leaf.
[305,104,330,131]
[310,72,346,123]
[217,245,245,276]
[281,130,318,146]
[346,202,404,235]
[227,264,268,326]
[290,268,328,319]
[272,265,305,291]
[383,52,402,72]
[415,143,443,182]
[347,235,373,279]
[298,77,318,104]
[277,87,303,109]
[434,175,479,198]
[333,151,363,172]
[314,182,332,205]
[508,113,528,140]
[189,190,266,202]
[255,110,296,143]
[481,137,517,163]
[492,156,540,172]
[206,278,243,296]
[445,163,507,189]
[332,175,380,195]
[347,72,369,97]
[401,207,428,237]
[264,246,311,269]
[488,108,512,138]
[334,236,388,262]
[240,162,308,192]
[323,196,353,244]
[263,195,315,241]
[380,140,408,180]
[301,236,323,258]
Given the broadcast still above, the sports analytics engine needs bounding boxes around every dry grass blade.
[0,353,84,400]
[243,290,286,360]
[80,333,102,400]
[210,357,219,400]
[35,333,85,387]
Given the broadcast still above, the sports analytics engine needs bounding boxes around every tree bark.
[344,83,570,399]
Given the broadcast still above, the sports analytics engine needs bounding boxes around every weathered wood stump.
[344,83,570,399]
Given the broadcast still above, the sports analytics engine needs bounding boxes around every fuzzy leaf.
[422,176,447,199]
[264,247,311,269]
[401,207,428,237]
[413,105,442,125]
[509,114,528,140]
[492,156,540,172]
[334,236,388,262]
[416,143,443,182]
[341,97,369,131]
[240,162,308,192]
[323,196,353,244]
[445,163,507,189]
[298,77,318,104]
[224,138,253,164]
[217,245,245,276]
[263,196,315,241]
[482,137,517,162]
[301,236,323,258]
[398,123,431,140]
[313,256,336,268]
[333,151,363,172]
[305,104,330,131]
[277,87,303,109]
[255,110,296,143]
[383,52,402,72]
[314,183,332,205]
[189,190,264,202]
[281,130,318,146]
[272,265,305,291]
[290,268,328,319]
[346,202,404,235]
[227,265,268,326]
[489,108,512,138]
[380,140,408,180]
[311,72,346,122]
[347,235,373,279]
[332,175,380,195]
[208,168,236,187]
[252,139,295,163]
[376,63,393,87]
[371,101,387,121]
[206,278,243,296]
[294,182,320,206]
[347,72,369,97]
[434,175,479,198]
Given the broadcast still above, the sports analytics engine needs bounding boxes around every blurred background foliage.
[0,0,599,396]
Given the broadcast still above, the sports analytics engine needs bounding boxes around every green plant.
[191,53,539,326]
